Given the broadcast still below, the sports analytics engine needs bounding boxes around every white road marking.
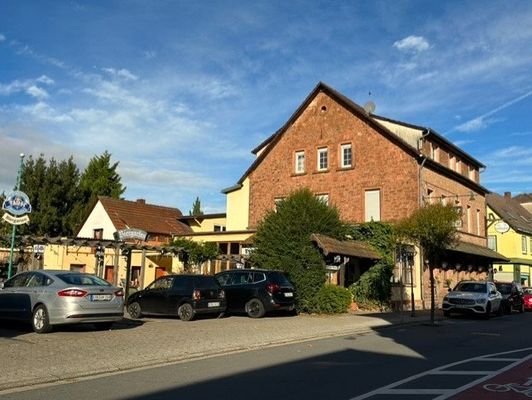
[349,347,532,400]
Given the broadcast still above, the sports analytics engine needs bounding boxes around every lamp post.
[7,153,25,279]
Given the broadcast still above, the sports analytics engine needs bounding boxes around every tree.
[249,188,348,312]
[72,151,126,230]
[396,203,459,324]
[189,197,203,216]
[171,237,218,273]
[19,155,81,236]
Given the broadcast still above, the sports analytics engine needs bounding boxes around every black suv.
[215,269,296,318]
[126,274,226,321]
[495,281,525,314]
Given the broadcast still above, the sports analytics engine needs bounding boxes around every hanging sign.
[2,213,30,225]
[2,190,32,216]
[494,221,510,234]
[116,228,148,241]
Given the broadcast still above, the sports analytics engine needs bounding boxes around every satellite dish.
[363,101,376,114]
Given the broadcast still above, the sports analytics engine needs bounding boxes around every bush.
[311,284,352,314]
[349,262,393,310]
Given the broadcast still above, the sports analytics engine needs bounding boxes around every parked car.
[215,269,296,318]
[442,280,502,318]
[126,274,226,321]
[523,287,532,311]
[0,270,124,333]
[495,281,525,314]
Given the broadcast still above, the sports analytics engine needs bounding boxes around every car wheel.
[177,303,195,321]
[484,302,491,319]
[127,302,143,319]
[245,298,265,318]
[32,305,52,334]
[94,322,114,330]
[443,310,451,317]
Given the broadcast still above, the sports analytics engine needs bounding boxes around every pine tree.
[189,197,203,216]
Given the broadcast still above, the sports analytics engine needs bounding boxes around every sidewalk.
[0,309,437,392]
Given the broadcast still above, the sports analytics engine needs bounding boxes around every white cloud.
[102,67,138,81]
[0,34,5,42]
[393,35,430,53]
[26,85,49,99]
[143,50,156,60]
[36,75,55,85]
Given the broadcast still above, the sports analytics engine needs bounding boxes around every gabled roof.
[514,193,532,203]
[447,240,509,262]
[98,196,192,236]
[226,82,488,194]
[486,193,532,235]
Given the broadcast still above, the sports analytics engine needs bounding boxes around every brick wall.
[248,92,420,228]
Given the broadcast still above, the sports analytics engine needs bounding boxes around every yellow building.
[487,192,532,286]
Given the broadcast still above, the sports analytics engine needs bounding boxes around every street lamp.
[400,245,417,317]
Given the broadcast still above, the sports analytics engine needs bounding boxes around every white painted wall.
[76,200,117,240]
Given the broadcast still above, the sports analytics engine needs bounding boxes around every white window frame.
[317,147,328,171]
[340,144,352,168]
[466,205,472,233]
[487,235,497,251]
[476,209,481,236]
[295,151,305,174]
[315,194,329,205]
[523,236,528,255]
[364,189,381,222]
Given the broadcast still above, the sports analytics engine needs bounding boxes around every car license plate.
[284,292,294,297]
[208,302,220,307]
[91,294,112,301]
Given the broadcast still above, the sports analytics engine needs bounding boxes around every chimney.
[136,199,146,205]
[504,192,511,199]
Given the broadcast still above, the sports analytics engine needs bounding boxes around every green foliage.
[395,202,459,323]
[250,188,349,313]
[171,237,218,272]
[189,197,203,215]
[311,284,352,314]
[395,203,459,264]
[347,222,396,308]
[13,151,125,237]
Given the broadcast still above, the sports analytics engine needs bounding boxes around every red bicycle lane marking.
[448,359,532,399]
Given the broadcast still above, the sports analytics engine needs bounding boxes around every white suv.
[442,280,502,318]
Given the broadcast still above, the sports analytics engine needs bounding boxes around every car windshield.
[57,273,111,286]
[268,272,292,286]
[495,283,512,295]
[454,282,486,293]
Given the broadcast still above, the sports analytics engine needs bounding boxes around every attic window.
[320,105,327,113]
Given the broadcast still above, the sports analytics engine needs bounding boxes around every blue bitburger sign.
[2,190,32,225]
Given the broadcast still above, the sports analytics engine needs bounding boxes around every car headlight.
[476,297,487,304]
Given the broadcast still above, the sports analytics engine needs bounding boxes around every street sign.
[33,244,45,254]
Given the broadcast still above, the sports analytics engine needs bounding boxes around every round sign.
[2,190,32,216]
[494,221,510,234]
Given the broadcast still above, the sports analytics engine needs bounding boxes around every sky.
[1,1,531,214]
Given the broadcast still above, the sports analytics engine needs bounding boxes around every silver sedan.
[0,270,124,333]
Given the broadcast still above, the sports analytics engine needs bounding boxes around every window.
[449,155,455,170]
[274,197,285,211]
[214,225,226,232]
[315,194,329,205]
[364,190,381,222]
[469,165,476,181]
[70,264,85,273]
[456,159,461,173]
[317,148,328,171]
[523,236,528,254]
[426,188,434,204]
[93,229,103,240]
[476,209,481,236]
[295,151,305,174]
[488,235,497,251]
[340,144,352,168]
[454,206,463,228]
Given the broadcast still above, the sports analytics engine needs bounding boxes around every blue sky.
[1,1,531,214]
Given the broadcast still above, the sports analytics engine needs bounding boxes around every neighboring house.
[41,197,192,289]
[487,192,532,286]
[221,82,506,308]
[514,193,532,214]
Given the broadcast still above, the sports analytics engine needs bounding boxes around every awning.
[310,233,381,260]
[508,258,532,266]
[446,241,509,262]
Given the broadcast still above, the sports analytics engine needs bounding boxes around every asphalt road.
[1,312,531,400]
